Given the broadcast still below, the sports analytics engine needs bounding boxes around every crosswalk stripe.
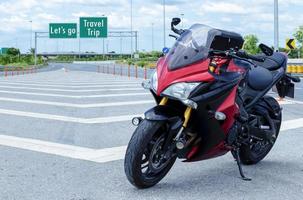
[0,81,142,87]
[0,97,154,108]
[281,118,303,131]
[0,85,142,92]
[0,90,149,98]
[0,118,302,164]
[0,134,127,163]
[0,108,143,124]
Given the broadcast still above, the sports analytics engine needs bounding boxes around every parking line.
[0,85,142,92]
[0,82,140,88]
[0,118,302,164]
[0,134,126,163]
[281,118,303,131]
[278,99,303,105]
[0,108,143,124]
[0,90,149,98]
[0,81,142,87]
[0,97,154,108]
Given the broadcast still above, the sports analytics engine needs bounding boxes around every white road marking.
[0,85,142,92]
[0,108,143,124]
[0,134,127,163]
[0,118,302,163]
[0,81,142,87]
[0,90,149,98]
[281,118,303,131]
[278,99,303,105]
[278,101,295,105]
[0,97,154,108]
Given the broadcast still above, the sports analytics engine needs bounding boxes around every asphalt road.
[1,63,303,200]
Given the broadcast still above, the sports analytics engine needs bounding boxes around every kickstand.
[233,148,252,181]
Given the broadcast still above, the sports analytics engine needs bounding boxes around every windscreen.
[168,24,212,70]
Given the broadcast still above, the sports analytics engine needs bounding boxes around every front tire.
[124,120,176,189]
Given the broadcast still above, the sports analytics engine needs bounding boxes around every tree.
[294,26,303,47]
[294,26,303,58]
[29,48,35,56]
[242,34,260,55]
[138,60,147,68]
[6,48,20,56]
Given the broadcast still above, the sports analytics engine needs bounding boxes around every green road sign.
[0,48,9,54]
[80,17,108,38]
[49,23,77,38]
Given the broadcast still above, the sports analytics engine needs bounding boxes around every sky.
[0,0,302,54]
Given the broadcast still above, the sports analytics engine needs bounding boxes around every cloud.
[203,2,247,14]
[0,0,302,53]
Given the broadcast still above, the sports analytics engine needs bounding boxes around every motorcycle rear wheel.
[124,120,176,189]
[238,102,282,165]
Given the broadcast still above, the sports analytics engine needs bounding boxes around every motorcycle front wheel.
[124,120,177,189]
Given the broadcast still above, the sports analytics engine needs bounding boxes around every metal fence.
[95,64,155,79]
[0,66,39,77]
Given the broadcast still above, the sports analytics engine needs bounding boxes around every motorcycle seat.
[248,66,273,91]
[253,52,287,71]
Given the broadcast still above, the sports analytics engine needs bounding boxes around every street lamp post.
[102,14,105,59]
[34,32,37,66]
[274,0,279,52]
[181,13,184,29]
[163,0,166,48]
[29,20,33,50]
[130,0,133,58]
[152,23,154,51]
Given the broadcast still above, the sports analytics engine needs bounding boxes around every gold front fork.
[159,97,168,105]
[159,97,192,128]
[183,107,192,128]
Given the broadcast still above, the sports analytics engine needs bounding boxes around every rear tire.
[124,120,176,189]
[238,97,282,165]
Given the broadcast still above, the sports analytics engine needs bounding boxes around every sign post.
[49,23,77,38]
[80,17,108,38]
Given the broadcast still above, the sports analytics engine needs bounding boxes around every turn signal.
[214,112,226,121]
[132,117,143,126]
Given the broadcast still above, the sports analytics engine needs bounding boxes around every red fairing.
[217,86,239,134]
[156,56,214,96]
[187,87,240,160]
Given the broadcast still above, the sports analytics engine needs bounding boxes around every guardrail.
[96,64,155,79]
[96,63,303,79]
[0,66,38,77]
[287,65,303,73]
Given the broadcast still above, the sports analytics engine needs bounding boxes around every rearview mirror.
[171,18,181,26]
[259,43,274,56]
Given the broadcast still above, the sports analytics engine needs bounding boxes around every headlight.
[162,82,200,100]
[161,82,200,109]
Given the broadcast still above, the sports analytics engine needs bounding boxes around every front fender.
[145,105,183,123]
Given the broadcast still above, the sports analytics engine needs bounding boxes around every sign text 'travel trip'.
[79,17,108,38]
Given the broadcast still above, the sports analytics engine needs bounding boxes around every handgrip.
[236,50,265,62]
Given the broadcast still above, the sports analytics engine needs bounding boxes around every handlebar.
[209,49,265,63]
[236,50,265,62]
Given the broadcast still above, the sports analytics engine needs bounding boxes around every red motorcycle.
[124,18,300,188]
